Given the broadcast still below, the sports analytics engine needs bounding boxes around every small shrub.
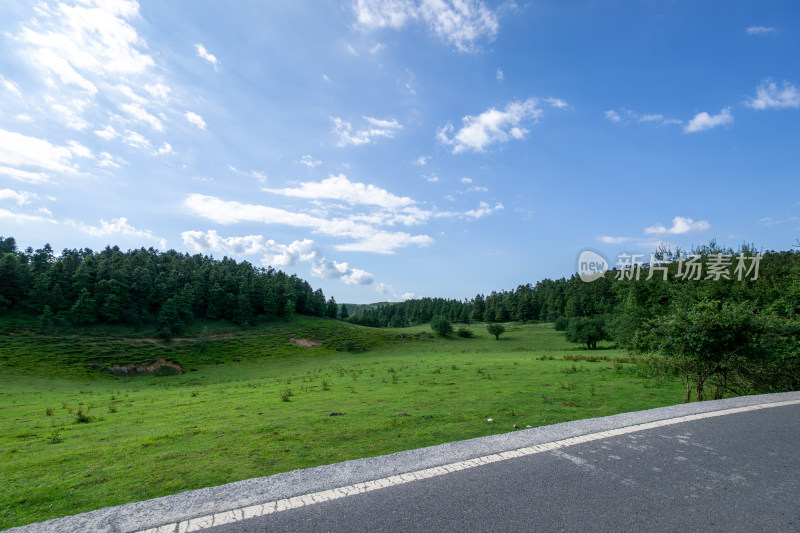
[456,327,474,338]
[280,388,293,402]
[47,430,63,445]
[45,407,54,417]
[321,379,330,391]
[342,339,357,352]
[74,408,92,424]
[392,374,398,384]
[108,403,117,413]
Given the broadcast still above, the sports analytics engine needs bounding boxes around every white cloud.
[265,174,414,209]
[0,129,75,178]
[684,108,734,133]
[545,97,569,109]
[16,114,33,122]
[466,186,488,193]
[121,102,164,131]
[460,177,473,184]
[496,68,504,81]
[17,0,154,94]
[144,83,171,100]
[334,231,433,254]
[0,208,57,224]
[605,108,682,127]
[354,0,499,52]
[746,26,778,35]
[604,110,621,123]
[157,143,173,155]
[195,43,219,69]
[123,130,151,149]
[413,156,428,166]
[0,189,39,206]
[97,152,122,168]
[185,111,207,129]
[332,116,402,146]
[182,232,375,285]
[438,98,542,153]
[0,167,51,184]
[375,282,416,301]
[423,173,439,182]
[597,236,632,244]
[72,217,158,240]
[228,165,267,182]
[50,101,90,131]
[94,125,119,140]
[746,80,800,110]
[67,141,93,159]
[298,154,322,167]
[463,201,503,219]
[2,77,22,97]
[184,194,433,254]
[644,216,710,235]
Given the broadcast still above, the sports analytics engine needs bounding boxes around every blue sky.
[0,0,798,303]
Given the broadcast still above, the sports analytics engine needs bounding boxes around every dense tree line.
[349,242,799,331]
[0,236,340,336]
[349,242,799,398]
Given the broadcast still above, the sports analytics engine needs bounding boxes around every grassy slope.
[0,316,682,529]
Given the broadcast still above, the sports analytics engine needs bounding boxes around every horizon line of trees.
[0,236,345,337]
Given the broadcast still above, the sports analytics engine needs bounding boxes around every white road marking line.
[136,399,800,533]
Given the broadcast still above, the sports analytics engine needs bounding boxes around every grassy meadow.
[0,316,682,529]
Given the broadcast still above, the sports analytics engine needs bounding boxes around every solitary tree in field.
[430,315,453,337]
[486,323,505,340]
[564,317,607,349]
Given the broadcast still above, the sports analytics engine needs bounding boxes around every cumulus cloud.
[644,216,710,235]
[264,174,414,209]
[438,98,543,153]
[71,216,158,240]
[181,232,375,286]
[185,111,207,129]
[332,116,402,146]
[354,0,499,52]
[746,80,799,110]
[684,108,733,133]
[463,201,503,219]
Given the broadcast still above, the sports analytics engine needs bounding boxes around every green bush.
[486,324,505,340]
[554,316,570,331]
[456,327,474,338]
[430,315,453,337]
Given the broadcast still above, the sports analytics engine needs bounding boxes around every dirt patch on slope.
[290,337,322,348]
[109,359,183,376]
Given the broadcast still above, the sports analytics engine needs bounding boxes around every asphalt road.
[204,403,800,533]
[9,392,800,533]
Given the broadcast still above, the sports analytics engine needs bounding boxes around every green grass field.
[0,316,682,529]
